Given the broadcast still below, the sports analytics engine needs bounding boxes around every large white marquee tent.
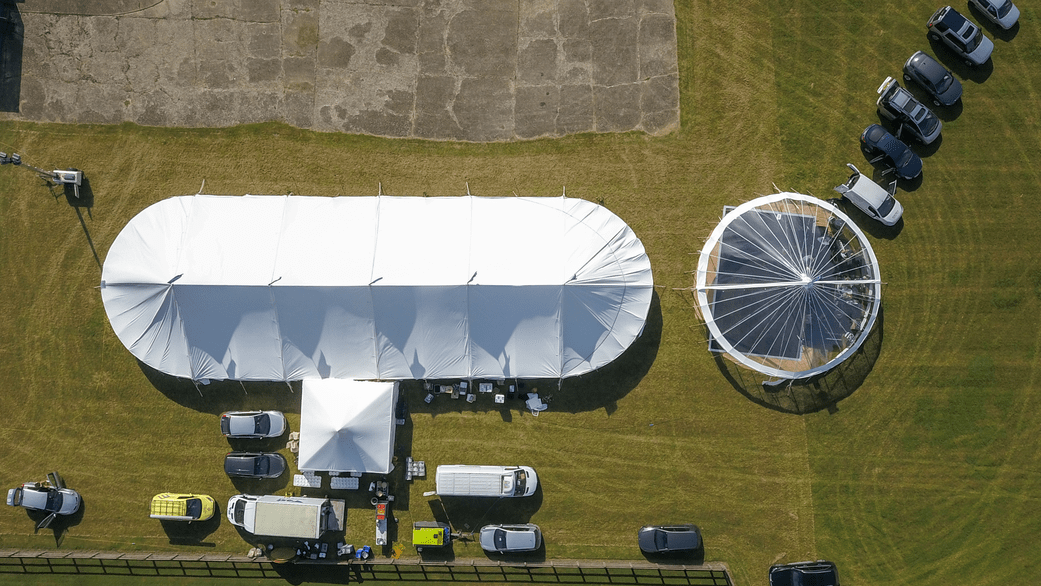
[100,194,653,382]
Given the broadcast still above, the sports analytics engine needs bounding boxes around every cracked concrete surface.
[4,0,680,141]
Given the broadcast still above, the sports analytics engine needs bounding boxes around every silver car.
[834,164,903,227]
[927,6,994,66]
[969,0,1019,30]
[479,523,542,553]
[220,410,287,439]
[876,77,942,145]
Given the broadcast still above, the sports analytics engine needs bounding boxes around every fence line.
[0,550,732,585]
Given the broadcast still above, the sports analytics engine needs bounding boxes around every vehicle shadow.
[641,546,705,566]
[25,498,86,547]
[0,2,24,112]
[139,362,302,416]
[827,196,903,240]
[713,307,885,415]
[228,468,291,495]
[159,514,220,547]
[967,4,1019,41]
[927,36,993,83]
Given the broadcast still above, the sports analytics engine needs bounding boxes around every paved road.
[2,0,680,141]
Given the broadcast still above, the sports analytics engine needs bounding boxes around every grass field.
[2,1,1041,585]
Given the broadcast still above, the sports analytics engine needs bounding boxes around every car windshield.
[255,456,270,475]
[233,499,246,524]
[896,148,914,167]
[996,0,1012,17]
[254,414,270,435]
[918,111,939,135]
[185,498,202,519]
[513,470,527,496]
[878,195,897,217]
[48,491,62,512]
[493,529,507,549]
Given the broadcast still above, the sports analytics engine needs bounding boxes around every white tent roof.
[298,379,397,474]
[100,195,653,382]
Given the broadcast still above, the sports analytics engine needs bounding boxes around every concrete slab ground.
[2,0,679,141]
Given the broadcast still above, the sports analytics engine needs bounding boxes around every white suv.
[834,164,903,227]
[927,6,994,66]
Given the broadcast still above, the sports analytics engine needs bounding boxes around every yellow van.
[149,493,216,522]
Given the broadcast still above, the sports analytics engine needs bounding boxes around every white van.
[429,465,538,498]
[226,494,345,539]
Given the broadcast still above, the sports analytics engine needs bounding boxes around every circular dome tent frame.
[695,193,882,380]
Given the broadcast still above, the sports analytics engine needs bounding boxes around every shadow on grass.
[713,307,885,415]
[159,514,219,547]
[408,291,661,419]
[139,362,302,416]
[641,546,705,566]
[25,498,86,547]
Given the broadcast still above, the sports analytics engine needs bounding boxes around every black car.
[638,524,701,554]
[903,51,962,106]
[860,124,922,180]
[769,560,840,586]
[224,452,287,478]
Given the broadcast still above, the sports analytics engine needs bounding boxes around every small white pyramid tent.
[298,379,398,475]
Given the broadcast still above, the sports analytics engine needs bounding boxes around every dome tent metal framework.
[695,193,882,380]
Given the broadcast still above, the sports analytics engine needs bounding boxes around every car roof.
[845,171,892,208]
[908,52,947,81]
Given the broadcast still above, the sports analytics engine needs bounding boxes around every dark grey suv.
[903,51,962,106]
[638,524,701,554]
[769,560,840,586]
[224,452,287,478]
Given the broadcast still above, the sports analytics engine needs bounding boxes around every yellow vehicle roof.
[412,523,448,546]
[149,493,215,520]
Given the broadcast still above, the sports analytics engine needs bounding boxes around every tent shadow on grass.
[714,306,885,415]
[140,364,303,416]
[412,290,662,418]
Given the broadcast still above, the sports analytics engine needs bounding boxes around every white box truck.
[226,494,345,539]
[428,465,538,498]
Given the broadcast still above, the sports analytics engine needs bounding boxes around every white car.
[834,164,903,227]
[220,410,287,439]
[479,523,542,553]
[969,0,1019,30]
[7,482,81,516]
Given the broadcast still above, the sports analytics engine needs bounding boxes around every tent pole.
[191,379,203,397]
[285,380,294,393]
[239,380,248,395]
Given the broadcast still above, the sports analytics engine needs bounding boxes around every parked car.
[479,523,543,553]
[927,6,994,66]
[220,410,286,439]
[638,524,702,554]
[149,493,216,521]
[903,51,962,106]
[834,163,903,227]
[224,452,287,479]
[860,124,922,180]
[969,0,1019,30]
[876,77,942,145]
[769,560,840,586]
[7,482,81,516]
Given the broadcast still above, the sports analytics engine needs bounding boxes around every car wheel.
[929,33,940,41]
[903,73,911,82]
[965,59,974,67]
[933,99,941,106]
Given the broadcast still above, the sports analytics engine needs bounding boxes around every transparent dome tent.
[694,193,882,380]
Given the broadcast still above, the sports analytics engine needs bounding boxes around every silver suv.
[834,164,903,227]
[927,6,994,66]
